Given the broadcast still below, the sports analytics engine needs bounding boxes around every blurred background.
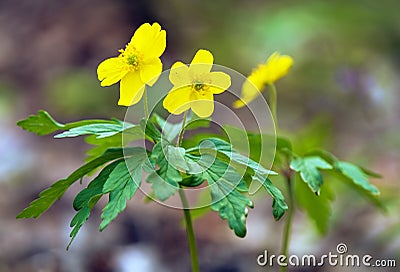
[1,0,399,271]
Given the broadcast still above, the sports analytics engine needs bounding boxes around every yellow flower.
[163,49,231,118]
[233,52,293,108]
[97,22,166,106]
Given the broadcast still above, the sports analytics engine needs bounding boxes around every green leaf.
[290,156,333,195]
[84,126,143,162]
[186,154,253,237]
[189,138,286,219]
[140,119,162,142]
[335,161,380,195]
[17,110,64,136]
[68,160,121,249]
[17,110,128,137]
[295,175,335,234]
[100,148,153,230]
[55,120,140,139]
[180,174,205,187]
[151,112,210,142]
[16,148,134,219]
[258,176,288,220]
[146,141,182,201]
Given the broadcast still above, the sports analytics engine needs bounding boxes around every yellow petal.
[163,86,192,115]
[264,52,293,83]
[190,91,214,118]
[169,61,190,86]
[131,22,166,59]
[209,71,231,94]
[232,78,263,108]
[97,57,128,86]
[189,49,213,74]
[140,57,162,86]
[118,71,145,106]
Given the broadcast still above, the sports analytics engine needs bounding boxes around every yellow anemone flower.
[97,22,166,106]
[233,52,293,108]
[163,49,231,118]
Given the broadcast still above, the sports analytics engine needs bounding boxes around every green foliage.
[151,113,210,142]
[290,156,333,195]
[100,148,152,230]
[295,175,335,234]
[17,110,64,136]
[186,153,253,237]
[17,148,130,219]
[147,141,182,201]
[55,120,139,139]
[334,161,379,195]
[68,160,122,249]
[190,138,287,220]
[140,119,162,142]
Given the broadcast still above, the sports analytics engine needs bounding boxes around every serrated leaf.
[257,176,288,220]
[16,148,134,219]
[68,160,121,249]
[100,148,152,230]
[295,175,335,234]
[188,138,286,219]
[186,154,253,237]
[146,141,181,201]
[17,110,64,136]
[290,156,333,195]
[335,161,380,195]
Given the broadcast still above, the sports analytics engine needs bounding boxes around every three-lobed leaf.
[290,156,333,195]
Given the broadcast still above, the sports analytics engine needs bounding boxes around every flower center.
[119,43,141,71]
[127,54,139,66]
[192,80,210,96]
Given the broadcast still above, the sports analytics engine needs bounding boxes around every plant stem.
[268,83,278,133]
[176,110,199,272]
[143,87,149,119]
[179,187,200,272]
[177,110,188,146]
[280,174,294,272]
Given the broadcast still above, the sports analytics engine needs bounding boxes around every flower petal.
[163,86,192,115]
[131,22,166,59]
[264,52,293,83]
[118,71,145,106]
[140,57,162,86]
[232,77,263,108]
[169,61,190,86]
[189,49,213,74]
[97,57,128,87]
[190,91,214,118]
[209,71,231,94]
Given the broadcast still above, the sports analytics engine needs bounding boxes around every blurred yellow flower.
[163,49,231,118]
[97,22,166,106]
[233,52,293,108]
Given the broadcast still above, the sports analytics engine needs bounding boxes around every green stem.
[179,187,200,272]
[143,87,149,119]
[280,174,294,272]
[176,110,199,272]
[268,83,278,133]
[176,110,188,147]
